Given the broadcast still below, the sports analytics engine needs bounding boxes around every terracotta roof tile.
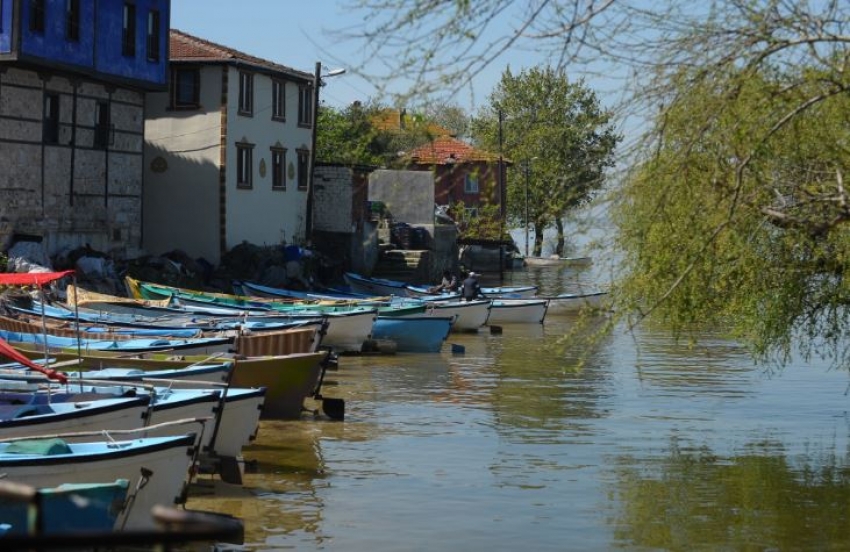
[169,29,312,81]
[407,136,503,165]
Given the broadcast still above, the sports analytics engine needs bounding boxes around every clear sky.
[170,1,548,113]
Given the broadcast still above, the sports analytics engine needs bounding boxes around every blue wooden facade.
[0,0,169,90]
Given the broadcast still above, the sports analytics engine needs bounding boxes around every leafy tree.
[614,65,850,366]
[422,102,471,139]
[317,101,473,167]
[315,101,385,166]
[471,66,619,256]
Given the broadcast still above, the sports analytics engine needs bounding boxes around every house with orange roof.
[371,107,453,138]
[405,135,509,233]
[143,29,315,264]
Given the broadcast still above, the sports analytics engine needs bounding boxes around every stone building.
[0,0,171,259]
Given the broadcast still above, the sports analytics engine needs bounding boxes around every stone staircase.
[371,248,432,283]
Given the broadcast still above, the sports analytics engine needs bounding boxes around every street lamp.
[498,108,505,282]
[523,157,537,258]
[305,62,346,246]
[524,160,530,257]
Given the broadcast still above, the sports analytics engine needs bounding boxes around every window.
[146,10,160,61]
[297,149,309,190]
[30,0,45,33]
[94,101,110,149]
[43,93,59,144]
[171,67,200,108]
[272,80,285,120]
[464,206,479,218]
[464,173,480,193]
[122,3,136,57]
[298,84,313,126]
[66,0,79,41]
[236,143,254,189]
[271,148,287,190]
[238,71,253,115]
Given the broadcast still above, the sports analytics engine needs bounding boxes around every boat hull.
[344,272,409,297]
[487,299,549,324]
[0,395,151,441]
[422,300,491,332]
[229,352,325,420]
[210,387,266,457]
[0,479,130,535]
[371,316,453,353]
[544,292,608,315]
[0,434,197,531]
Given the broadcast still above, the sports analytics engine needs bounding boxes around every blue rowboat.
[0,478,129,536]
[371,315,454,353]
[0,328,231,355]
[343,272,410,297]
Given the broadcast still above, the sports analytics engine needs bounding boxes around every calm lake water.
[187,262,850,551]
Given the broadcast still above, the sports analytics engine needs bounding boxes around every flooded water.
[187,263,850,551]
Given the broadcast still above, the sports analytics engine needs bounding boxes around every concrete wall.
[368,170,433,225]
[144,64,222,262]
[0,66,145,258]
[312,164,378,277]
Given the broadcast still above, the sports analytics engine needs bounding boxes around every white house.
[143,29,315,264]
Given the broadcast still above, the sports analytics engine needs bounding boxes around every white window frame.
[464,173,480,193]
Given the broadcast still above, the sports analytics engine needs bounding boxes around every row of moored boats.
[0,269,607,542]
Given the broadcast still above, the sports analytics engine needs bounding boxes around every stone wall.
[0,67,144,258]
[313,165,357,234]
[312,164,379,278]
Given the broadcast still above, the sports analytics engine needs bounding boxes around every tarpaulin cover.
[0,270,75,286]
[0,337,67,383]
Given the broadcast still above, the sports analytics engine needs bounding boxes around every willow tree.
[615,65,850,365]
[338,0,850,364]
[471,66,618,256]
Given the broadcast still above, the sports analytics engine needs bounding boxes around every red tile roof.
[407,136,503,165]
[169,29,312,81]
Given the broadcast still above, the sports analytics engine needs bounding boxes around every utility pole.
[305,62,345,247]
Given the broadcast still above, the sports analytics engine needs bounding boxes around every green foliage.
[449,200,503,241]
[613,65,850,366]
[470,66,620,254]
[315,102,385,166]
[316,101,472,168]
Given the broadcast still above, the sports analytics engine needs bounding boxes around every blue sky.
[170,1,547,113]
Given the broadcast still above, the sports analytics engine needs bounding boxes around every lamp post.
[524,159,530,257]
[498,108,505,283]
[523,156,537,258]
[305,62,346,246]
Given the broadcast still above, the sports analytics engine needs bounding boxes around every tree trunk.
[555,217,565,256]
[533,222,545,257]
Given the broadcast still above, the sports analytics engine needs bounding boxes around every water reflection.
[184,264,850,551]
[610,438,850,550]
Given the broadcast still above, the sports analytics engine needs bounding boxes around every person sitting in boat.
[461,272,485,301]
[429,270,458,294]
